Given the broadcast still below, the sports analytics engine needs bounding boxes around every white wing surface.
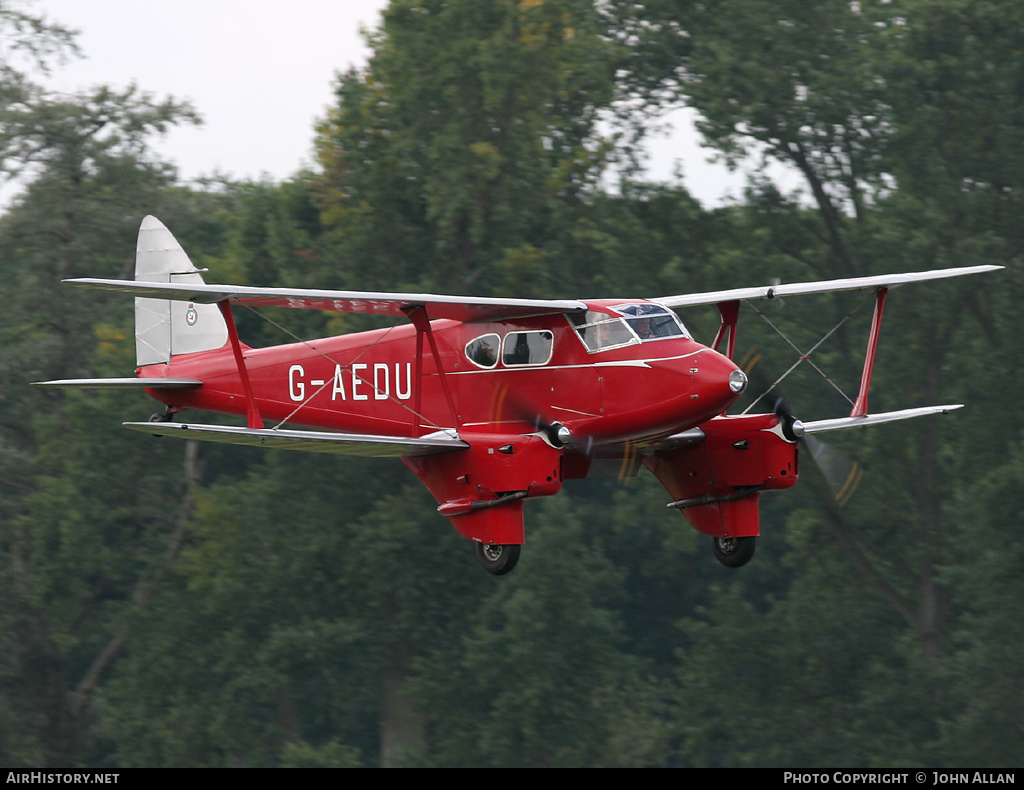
[67,265,1000,320]
[800,405,964,435]
[123,422,468,457]
[32,378,202,389]
[657,265,1002,308]
[66,278,587,323]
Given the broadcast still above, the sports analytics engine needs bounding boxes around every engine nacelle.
[403,432,563,545]
[643,414,799,538]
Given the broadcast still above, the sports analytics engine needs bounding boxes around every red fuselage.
[139,302,744,450]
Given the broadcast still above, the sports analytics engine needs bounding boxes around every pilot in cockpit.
[632,316,655,339]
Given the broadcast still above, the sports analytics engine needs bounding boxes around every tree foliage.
[314,0,625,293]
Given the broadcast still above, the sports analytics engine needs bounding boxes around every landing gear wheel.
[476,543,521,576]
[149,410,173,423]
[712,536,756,568]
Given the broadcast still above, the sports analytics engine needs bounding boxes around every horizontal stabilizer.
[660,265,1002,308]
[32,378,202,389]
[801,405,963,434]
[123,421,467,457]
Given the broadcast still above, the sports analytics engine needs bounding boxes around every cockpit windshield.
[568,304,690,353]
[614,304,690,341]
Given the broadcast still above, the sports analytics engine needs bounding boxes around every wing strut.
[404,306,460,433]
[217,300,264,429]
[851,287,887,417]
[712,300,740,360]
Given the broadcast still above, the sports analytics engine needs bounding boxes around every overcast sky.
[27,0,785,206]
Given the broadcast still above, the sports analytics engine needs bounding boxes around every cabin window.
[568,311,637,353]
[502,330,554,367]
[614,304,690,341]
[465,334,500,368]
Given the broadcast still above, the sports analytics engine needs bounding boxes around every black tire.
[712,535,756,568]
[476,543,521,576]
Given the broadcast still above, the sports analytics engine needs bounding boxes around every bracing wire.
[740,296,869,414]
[236,303,445,432]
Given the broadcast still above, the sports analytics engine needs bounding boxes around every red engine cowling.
[403,432,563,545]
[643,414,799,538]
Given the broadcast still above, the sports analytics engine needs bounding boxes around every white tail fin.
[134,216,228,366]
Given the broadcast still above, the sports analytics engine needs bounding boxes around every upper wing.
[65,278,587,323]
[657,265,1003,308]
[66,264,1000,320]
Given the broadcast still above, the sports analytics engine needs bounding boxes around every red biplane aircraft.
[35,217,1001,574]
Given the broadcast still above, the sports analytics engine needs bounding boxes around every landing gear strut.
[712,535,756,568]
[476,543,521,576]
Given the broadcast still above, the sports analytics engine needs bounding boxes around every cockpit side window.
[614,304,690,341]
[465,333,500,368]
[568,311,638,353]
[502,330,554,367]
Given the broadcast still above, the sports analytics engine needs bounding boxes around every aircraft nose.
[697,349,748,412]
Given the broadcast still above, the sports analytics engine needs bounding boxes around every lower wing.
[122,421,467,458]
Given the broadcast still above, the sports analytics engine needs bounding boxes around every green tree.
[609,0,1022,764]
[0,0,78,162]
[102,446,488,767]
[314,0,624,294]
[412,498,669,767]
[0,20,208,759]
[618,0,1018,652]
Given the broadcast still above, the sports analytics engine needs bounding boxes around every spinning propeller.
[497,384,596,454]
[773,396,863,507]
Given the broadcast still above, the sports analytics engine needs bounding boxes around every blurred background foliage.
[1,0,1020,767]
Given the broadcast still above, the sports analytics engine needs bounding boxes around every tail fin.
[134,216,228,366]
